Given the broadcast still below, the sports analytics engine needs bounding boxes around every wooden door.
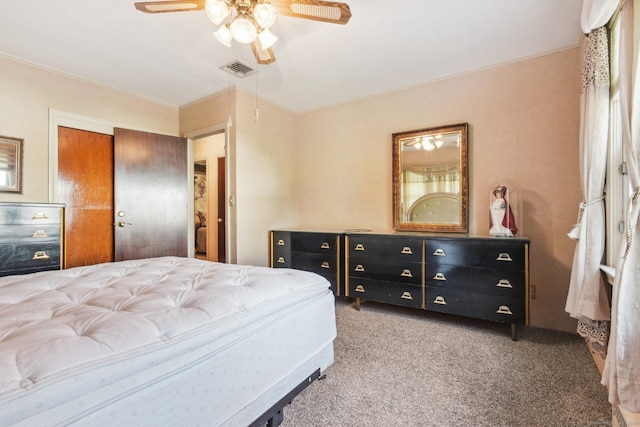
[217,156,226,263]
[57,127,114,267]
[113,128,188,261]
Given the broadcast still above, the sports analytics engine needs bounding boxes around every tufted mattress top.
[0,257,331,409]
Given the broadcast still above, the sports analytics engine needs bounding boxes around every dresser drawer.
[0,224,62,244]
[291,252,338,276]
[0,205,62,225]
[291,233,339,254]
[425,286,525,324]
[348,277,422,309]
[349,256,422,284]
[425,264,525,296]
[0,242,62,275]
[425,239,526,270]
[347,235,422,262]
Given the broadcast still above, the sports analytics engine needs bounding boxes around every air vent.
[220,60,257,78]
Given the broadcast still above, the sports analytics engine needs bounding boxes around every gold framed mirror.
[393,123,468,232]
[0,135,23,193]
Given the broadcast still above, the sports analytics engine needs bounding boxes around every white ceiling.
[0,0,584,113]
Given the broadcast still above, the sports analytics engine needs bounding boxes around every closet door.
[114,128,188,261]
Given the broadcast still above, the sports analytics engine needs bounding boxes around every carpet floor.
[281,298,611,427]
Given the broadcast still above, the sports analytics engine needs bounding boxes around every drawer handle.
[32,251,50,260]
[496,305,513,315]
[433,296,447,305]
[400,269,413,278]
[32,212,49,220]
[496,279,513,288]
[433,248,446,257]
[401,246,413,255]
[277,239,285,246]
[496,253,513,262]
[433,273,447,281]
[354,243,365,251]
[32,230,48,238]
[354,264,365,272]
[321,261,330,269]
[321,242,330,249]
[400,291,413,300]
[277,256,285,264]
[354,284,365,293]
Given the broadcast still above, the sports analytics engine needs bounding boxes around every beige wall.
[0,56,179,203]
[180,88,298,266]
[295,48,582,332]
[1,46,583,332]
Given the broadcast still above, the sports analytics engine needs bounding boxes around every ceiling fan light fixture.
[214,24,232,47]
[230,14,258,44]
[205,0,230,25]
[253,3,277,29]
[257,29,277,49]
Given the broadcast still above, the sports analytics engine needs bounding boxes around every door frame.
[183,125,230,264]
[48,109,199,258]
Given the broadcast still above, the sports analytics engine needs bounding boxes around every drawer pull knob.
[433,249,446,256]
[433,273,447,281]
[32,212,49,220]
[401,247,413,255]
[321,261,330,269]
[355,284,365,293]
[321,242,330,249]
[32,230,48,238]
[496,279,513,288]
[433,296,447,305]
[277,239,285,246]
[354,243,365,251]
[496,305,513,315]
[354,264,365,272]
[496,253,513,262]
[401,269,413,278]
[277,256,285,264]
[32,251,50,260]
[400,291,413,300]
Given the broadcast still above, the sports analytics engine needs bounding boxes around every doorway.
[193,132,226,262]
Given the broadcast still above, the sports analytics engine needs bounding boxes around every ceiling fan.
[134,0,352,65]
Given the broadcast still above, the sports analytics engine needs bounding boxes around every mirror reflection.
[393,123,468,232]
[0,136,23,193]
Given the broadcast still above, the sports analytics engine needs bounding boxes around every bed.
[0,256,336,426]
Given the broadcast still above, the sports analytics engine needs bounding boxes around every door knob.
[118,221,132,227]
[217,218,223,223]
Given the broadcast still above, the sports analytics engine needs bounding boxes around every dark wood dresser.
[270,230,344,296]
[0,202,65,276]
[345,233,529,340]
[270,229,530,340]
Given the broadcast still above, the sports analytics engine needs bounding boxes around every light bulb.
[214,25,232,47]
[205,0,229,25]
[253,3,277,29]
[257,29,277,49]
[230,15,257,44]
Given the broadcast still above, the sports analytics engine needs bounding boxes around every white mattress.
[0,257,336,426]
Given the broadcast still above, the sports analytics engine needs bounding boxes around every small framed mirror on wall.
[393,123,468,232]
[0,135,23,193]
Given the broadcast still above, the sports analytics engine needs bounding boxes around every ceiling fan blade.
[251,41,277,65]
[134,1,206,13]
[271,0,352,25]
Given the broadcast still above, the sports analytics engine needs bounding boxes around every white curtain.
[565,24,611,342]
[602,0,640,413]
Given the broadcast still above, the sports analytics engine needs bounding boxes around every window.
[606,12,633,265]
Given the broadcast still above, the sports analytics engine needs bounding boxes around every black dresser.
[270,230,344,295]
[0,202,65,276]
[271,229,530,340]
